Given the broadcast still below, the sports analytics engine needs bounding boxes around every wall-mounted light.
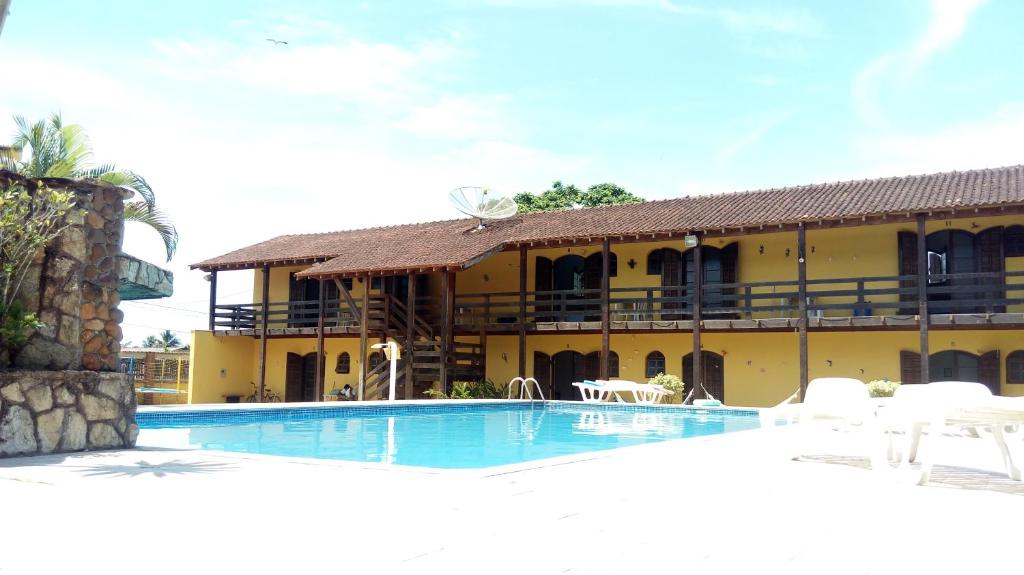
[785,248,791,258]
[825,360,833,367]
[627,258,636,269]
[501,352,508,363]
[759,245,765,255]
[684,234,699,248]
[811,246,816,254]
[483,274,490,282]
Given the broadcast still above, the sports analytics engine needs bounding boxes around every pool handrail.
[508,377,545,400]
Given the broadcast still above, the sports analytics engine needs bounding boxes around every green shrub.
[867,379,901,398]
[423,379,509,400]
[648,372,685,394]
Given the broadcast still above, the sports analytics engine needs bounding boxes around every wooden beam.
[208,270,217,332]
[440,271,456,394]
[257,264,270,403]
[519,245,528,378]
[406,273,416,400]
[600,238,611,380]
[335,278,359,323]
[692,238,703,400]
[358,275,369,401]
[797,224,809,399]
[916,214,930,384]
[315,278,326,400]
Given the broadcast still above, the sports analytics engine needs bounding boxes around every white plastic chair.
[882,381,1023,483]
[778,377,885,466]
[571,380,673,404]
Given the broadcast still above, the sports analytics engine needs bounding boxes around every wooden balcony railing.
[210,271,1024,333]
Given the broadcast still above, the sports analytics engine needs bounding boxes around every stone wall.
[0,371,137,457]
[4,174,129,371]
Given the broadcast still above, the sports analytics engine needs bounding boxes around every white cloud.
[660,1,823,37]
[854,103,1024,177]
[852,0,987,126]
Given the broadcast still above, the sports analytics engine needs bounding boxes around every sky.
[0,0,1021,345]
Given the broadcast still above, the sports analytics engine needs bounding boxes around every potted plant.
[648,372,685,404]
[867,379,900,398]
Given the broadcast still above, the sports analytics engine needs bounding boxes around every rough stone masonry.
[0,172,138,457]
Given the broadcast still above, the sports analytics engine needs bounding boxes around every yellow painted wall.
[254,338,367,400]
[188,331,256,404]
[479,329,1024,406]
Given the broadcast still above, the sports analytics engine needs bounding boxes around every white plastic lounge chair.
[881,381,1024,483]
[775,377,885,465]
[571,380,673,404]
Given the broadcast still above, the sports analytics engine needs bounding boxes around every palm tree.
[0,114,178,261]
[142,330,182,350]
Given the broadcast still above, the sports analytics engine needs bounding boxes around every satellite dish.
[449,186,518,229]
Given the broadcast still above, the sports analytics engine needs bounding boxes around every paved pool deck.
[1,424,1021,574]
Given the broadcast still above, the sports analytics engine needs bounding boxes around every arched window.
[584,351,620,380]
[1008,351,1024,384]
[368,351,384,371]
[335,352,350,374]
[645,351,666,378]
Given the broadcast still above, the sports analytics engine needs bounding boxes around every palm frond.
[95,170,155,207]
[124,201,178,261]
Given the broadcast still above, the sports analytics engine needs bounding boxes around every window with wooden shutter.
[608,351,619,378]
[645,351,666,378]
[533,352,551,395]
[335,352,350,374]
[897,232,918,314]
[584,351,600,381]
[646,249,664,275]
[1007,351,1024,384]
[975,227,1005,312]
[899,350,921,384]
[979,350,1001,395]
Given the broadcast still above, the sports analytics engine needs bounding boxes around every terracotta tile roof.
[192,164,1024,275]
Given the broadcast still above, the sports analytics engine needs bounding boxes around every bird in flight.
[265,38,288,46]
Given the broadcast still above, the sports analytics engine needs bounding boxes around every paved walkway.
[1,426,1021,574]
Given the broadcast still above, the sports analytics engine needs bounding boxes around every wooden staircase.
[362,295,484,400]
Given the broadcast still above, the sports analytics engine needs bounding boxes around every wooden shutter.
[285,352,303,402]
[584,351,600,381]
[683,354,693,388]
[535,256,553,322]
[608,351,619,378]
[975,227,1005,312]
[979,350,1001,395]
[897,231,918,314]
[721,243,739,316]
[1005,225,1024,257]
[301,352,318,401]
[900,350,922,385]
[661,249,684,319]
[533,352,551,396]
[647,249,663,275]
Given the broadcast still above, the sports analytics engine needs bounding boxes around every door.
[976,227,1005,312]
[660,248,685,320]
[551,351,585,400]
[553,255,585,322]
[285,352,320,402]
[684,352,725,401]
[583,253,605,321]
[533,352,552,397]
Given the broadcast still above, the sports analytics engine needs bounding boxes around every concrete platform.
[0,426,1021,574]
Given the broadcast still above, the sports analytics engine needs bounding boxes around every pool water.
[137,403,760,469]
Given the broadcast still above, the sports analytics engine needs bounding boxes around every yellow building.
[188,165,1024,406]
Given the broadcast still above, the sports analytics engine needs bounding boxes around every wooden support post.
[315,279,326,401]
[797,224,809,400]
[208,270,217,332]
[440,271,456,393]
[692,238,703,400]
[358,275,369,401]
[406,273,416,400]
[916,214,930,384]
[600,238,611,380]
[518,245,528,378]
[257,265,270,403]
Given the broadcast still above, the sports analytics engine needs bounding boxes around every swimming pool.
[137,402,760,469]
